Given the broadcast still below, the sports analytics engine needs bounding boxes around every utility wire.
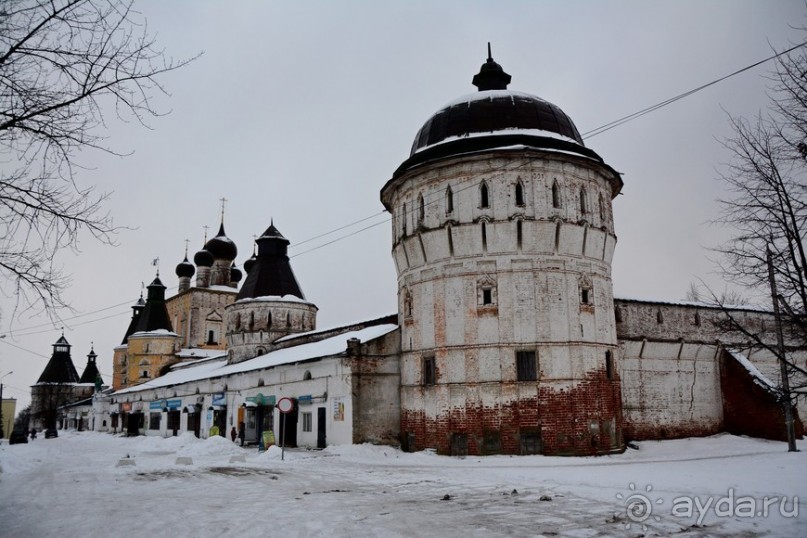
[581,40,807,139]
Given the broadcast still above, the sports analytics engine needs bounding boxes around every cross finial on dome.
[219,197,228,225]
[472,43,511,91]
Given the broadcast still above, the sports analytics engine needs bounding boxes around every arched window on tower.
[286,312,292,328]
[598,193,605,221]
[267,312,272,329]
[445,186,454,214]
[404,288,413,319]
[552,179,561,209]
[248,311,254,331]
[515,180,525,207]
[580,187,588,215]
[402,202,408,236]
[417,193,425,227]
[480,181,490,209]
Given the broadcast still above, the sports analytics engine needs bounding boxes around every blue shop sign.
[150,399,181,411]
[211,392,226,406]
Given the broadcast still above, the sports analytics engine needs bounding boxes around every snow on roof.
[129,329,179,337]
[615,296,769,313]
[413,127,580,155]
[175,348,227,359]
[206,285,238,293]
[113,324,398,395]
[441,89,548,109]
[234,294,311,304]
[726,348,779,392]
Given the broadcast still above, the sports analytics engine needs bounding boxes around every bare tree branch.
[0,0,199,318]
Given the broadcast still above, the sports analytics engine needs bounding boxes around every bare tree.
[0,0,197,316]
[711,36,807,445]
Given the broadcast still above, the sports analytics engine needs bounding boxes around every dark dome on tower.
[205,223,237,261]
[194,247,213,267]
[175,256,195,278]
[230,263,243,284]
[391,48,611,181]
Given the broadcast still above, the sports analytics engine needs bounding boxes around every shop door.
[189,412,201,438]
[167,411,180,436]
[127,413,141,436]
[317,407,326,449]
[214,408,227,436]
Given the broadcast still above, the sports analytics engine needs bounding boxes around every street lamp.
[0,370,13,440]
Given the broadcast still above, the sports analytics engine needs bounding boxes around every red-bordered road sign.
[277,397,294,414]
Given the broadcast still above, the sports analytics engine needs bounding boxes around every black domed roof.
[230,263,243,284]
[175,256,195,278]
[205,223,237,261]
[194,247,213,267]
[391,50,613,181]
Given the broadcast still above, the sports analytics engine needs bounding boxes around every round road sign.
[277,397,294,414]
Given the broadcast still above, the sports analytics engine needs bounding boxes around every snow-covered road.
[1,432,804,537]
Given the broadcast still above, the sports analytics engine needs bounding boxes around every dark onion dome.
[204,223,238,261]
[230,263,243,284]
[387,50,622,194]
[194,247,214,267]
[243,247,257,274]
[237,222,306,301]
[175,256,195,278]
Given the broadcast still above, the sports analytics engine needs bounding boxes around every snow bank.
[177,435,245,457]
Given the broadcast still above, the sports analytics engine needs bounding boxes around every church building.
[63,52,805,455]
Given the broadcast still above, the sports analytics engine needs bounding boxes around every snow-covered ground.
[0,433,804,537]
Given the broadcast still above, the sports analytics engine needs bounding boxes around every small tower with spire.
[226,221,318,364]
[175,240,195,294]
[30,332,81,430]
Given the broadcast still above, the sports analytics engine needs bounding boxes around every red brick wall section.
[720,349,804,442]
[401,368,624,456]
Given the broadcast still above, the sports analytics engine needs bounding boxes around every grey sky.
[0,0,802,411]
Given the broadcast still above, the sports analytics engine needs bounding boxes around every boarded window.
[423,355,436,385]
[520,429,542,455]
[450,433,468,456]
[516,350,537,381]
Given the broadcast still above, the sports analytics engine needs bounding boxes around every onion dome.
[194,247,214,267]
[243,244,257,274]
[230,263,243,284]
[205,223,238,261]
[387,46,620,189]
[175,256,195,278]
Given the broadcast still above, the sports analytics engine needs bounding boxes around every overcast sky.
[0,0,803,412]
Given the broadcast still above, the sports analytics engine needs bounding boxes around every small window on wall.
[480,181,490,208]
[516,350,537,381]
[423,355,436,385]
[605,351,615,380]
[267,312,272,328]
[303,370,312,381]
[207,329,218,345]
[402,202,408,236]
[515,180,525,207]
[302,412,312,433]
[551,180,561,209]
[477,277,497,307]
[598,194,606,221]
[445,186,454,214]
[580,187,588,215]
[417,193,425,227]
[579,276,592,305]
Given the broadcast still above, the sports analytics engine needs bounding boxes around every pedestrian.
[238,421,245,447]
[29,428,36,440]
[230,426,237,442]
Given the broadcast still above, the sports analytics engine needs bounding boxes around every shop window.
[423,355,436,385]
[302,412,312,433]
[516,350,537,381]
[149,412,161,430]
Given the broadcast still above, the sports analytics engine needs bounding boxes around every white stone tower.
[380,50,625,455]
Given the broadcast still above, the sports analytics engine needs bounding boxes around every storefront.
[242,393,275,445]
[209,393,227,437]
